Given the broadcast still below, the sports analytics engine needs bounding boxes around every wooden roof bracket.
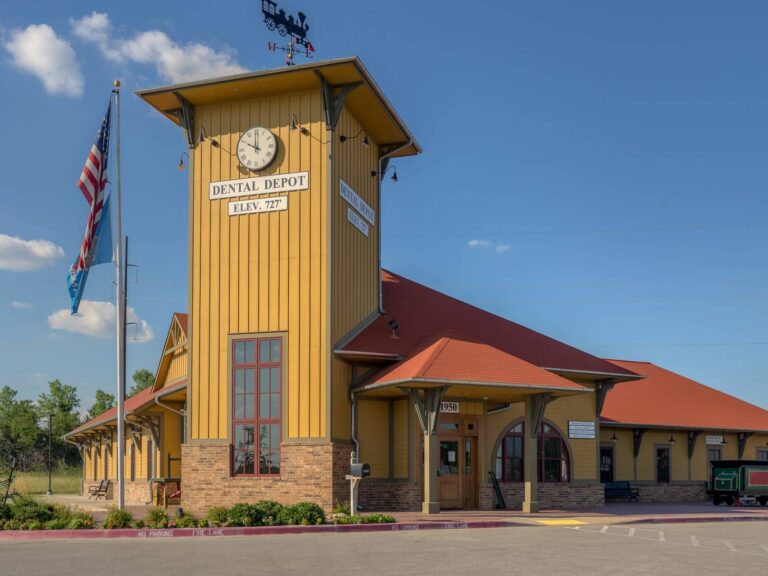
[687,430,702,459]
[633,428,647,458]
[595,379,615,417]
[737,432,753,459]
[314,70,361,131]
[403,386,449,435]
[168,91,195,148]
[530,393,552,434]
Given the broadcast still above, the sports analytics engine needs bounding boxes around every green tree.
[128,369,155,397]
[87,389,115,420]
[0,386,43,470]
[36,380,82,467]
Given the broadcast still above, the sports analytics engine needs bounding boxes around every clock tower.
[138,58,420,510]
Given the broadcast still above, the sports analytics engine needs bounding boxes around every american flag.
[67,102,112,314]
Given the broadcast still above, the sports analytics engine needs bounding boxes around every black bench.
[604,481,639,502]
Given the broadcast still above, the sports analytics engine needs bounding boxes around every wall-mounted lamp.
[371,165,398,182]
[340,129,369,147]
[178,151,190,171]
[610,432,618,441]
[291,114,309,135]
[668,432,676,445]
[721,432,727,445]
[197,127,219,148]
[388,319,399,334]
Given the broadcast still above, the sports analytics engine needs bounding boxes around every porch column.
[523,393,551,513]
[405,386,449,514]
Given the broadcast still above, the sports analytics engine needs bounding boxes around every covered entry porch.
[351,337,591,514]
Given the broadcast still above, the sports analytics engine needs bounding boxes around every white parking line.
[724,540,737,552]
[629,528,635,537]
[658,531,665,542]
[690,535,700,547]
[600,526,609,533]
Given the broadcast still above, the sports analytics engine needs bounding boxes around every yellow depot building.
[66,58,768,514]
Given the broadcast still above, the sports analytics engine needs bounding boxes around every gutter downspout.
[351,392,359,463]
[377,139,413,314]
[154,395,185,417]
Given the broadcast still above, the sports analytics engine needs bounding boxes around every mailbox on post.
[349,462,370,479]
[345,453,370,514]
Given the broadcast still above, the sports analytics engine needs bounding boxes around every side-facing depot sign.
[209,171,309,200]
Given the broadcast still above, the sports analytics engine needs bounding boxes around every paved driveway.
[2,521,767,576]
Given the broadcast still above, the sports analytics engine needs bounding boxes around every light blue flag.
[66,195,113,314]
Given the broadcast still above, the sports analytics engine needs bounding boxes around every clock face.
[237,127,277,171]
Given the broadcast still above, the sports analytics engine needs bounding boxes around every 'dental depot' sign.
[209,171,309,200]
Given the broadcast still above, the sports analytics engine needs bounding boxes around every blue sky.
[0,1,766,412]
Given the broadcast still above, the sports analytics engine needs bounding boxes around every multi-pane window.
[757,449,768,462]
[656,447,670,483]
[494,421,570,482]
[232,337,282,476]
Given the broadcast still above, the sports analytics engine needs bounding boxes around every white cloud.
[71,12,246,83]
[0,234,65,271]
[4,24,84,96]
[467,239,511,254]
[48,300,155,342]
[11,301,33,309]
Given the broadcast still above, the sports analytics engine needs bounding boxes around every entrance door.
[600,446,614,483]
[438,439,462,508]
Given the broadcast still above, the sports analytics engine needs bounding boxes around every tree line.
[0,369,154,472]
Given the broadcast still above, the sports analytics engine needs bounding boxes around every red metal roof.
[174,312,188,335]
[356,336,588,393]
[66,380,187,437]
[343,270,637,379]
[601,360,768,432]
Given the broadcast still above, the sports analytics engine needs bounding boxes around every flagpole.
[113,80,126,510]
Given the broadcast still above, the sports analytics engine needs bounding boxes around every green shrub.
[67,513,94,530]
[359,513,395,524]
[332,500,350,515]
[174,514,203,528]
[226,503,260,527]
[332,514,361,525]
[277,502,325,526]
[206,506,229,527]
[0,503,11,521]
[103,507,133,529]
[44,518,70,530]
[133,519,145,529]
[2,519,24,530]
[10,495,54,523]
[145,507,169,529]
[252,500,284,526]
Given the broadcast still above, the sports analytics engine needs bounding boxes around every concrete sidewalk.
[381,502,768,526]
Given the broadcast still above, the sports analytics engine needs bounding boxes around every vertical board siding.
[190,90,327,441]
[358,400,390,478]
[393,399,410,478]
[330,107,381,440]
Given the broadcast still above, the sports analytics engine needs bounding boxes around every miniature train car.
[711,460,768,506]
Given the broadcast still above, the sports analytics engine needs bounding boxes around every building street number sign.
[339,179,374,237]
[440,401,459,414]
[568,421,596,439]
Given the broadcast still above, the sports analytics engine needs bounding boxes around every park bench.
[88,479,110,500]
[604,481,639,502]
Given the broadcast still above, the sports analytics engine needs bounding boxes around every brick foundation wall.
[480,482,605,510]
[182,442,349,515]
[359,480,422,512]
[631,482,708,503]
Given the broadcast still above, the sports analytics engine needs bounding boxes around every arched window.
[494,421,570,483]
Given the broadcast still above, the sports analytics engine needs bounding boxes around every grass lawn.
[13,468,82,495]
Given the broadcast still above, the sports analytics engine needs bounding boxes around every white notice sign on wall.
[210,171,309,200]
[229,196,288,216]
[347,208,369,237]
[568,420,596,439]
[339,179,375,225]
[706,435,724,445]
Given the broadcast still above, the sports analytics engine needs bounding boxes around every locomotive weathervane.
[262,0,315,66]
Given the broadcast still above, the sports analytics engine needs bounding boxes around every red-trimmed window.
[232,337,282,476]
[494,422,570,483]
